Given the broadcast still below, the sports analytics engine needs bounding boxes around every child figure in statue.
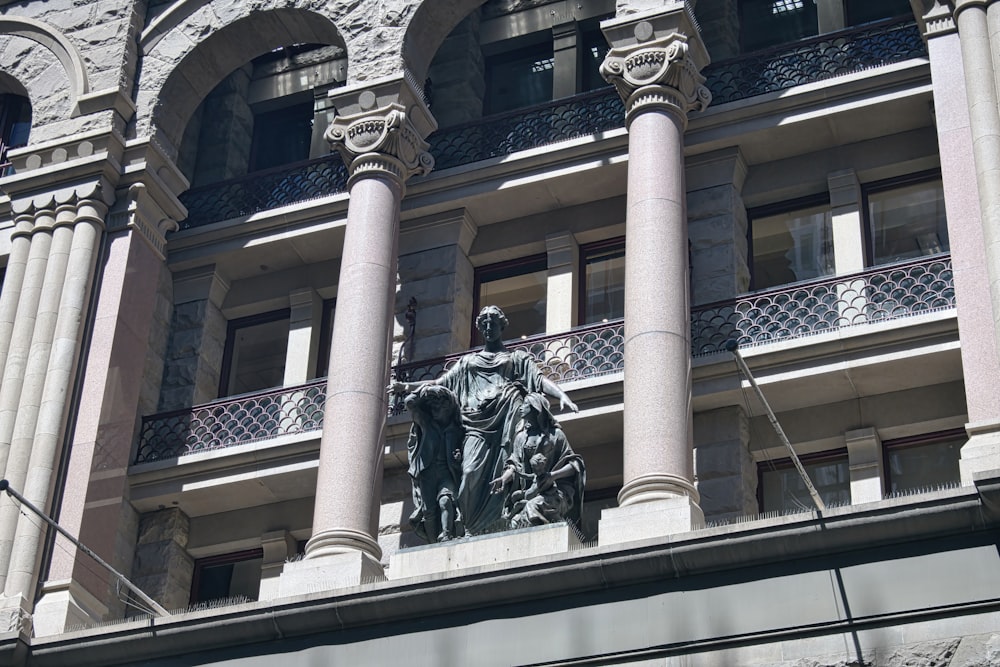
[404,384,464,542]
[490,393,586,529]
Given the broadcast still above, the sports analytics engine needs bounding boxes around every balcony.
[134,255,953,464]
[177,19,924,230]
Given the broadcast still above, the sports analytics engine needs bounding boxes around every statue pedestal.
[598,497,704,547]
[388,523,582,580]
[276,551,384,598]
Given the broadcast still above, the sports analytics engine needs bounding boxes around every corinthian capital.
[600,7,711,125]
[324,82,435,188]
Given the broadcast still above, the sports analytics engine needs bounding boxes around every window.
[845,0,912,26]
[474,255,548,343]
[220,310,290,397]
[0,93,30,174]
[249,99,314,172]
[749,197,834,290]
[484,39,555,115]
[580,21,613,93]
[740,0,818,52]
[580,238,625,325]
[759,449,851,512]
[190,549,263,605]
[315,299,336,377]
[865,174,948,266]
[884,429,963,495]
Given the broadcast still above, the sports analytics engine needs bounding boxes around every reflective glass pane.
[887,436,962,494]
[581,25,612,92]
[868,179,948,266]
[250,100,314,172]
[484,42,554,115]
[583,243,625,324]
[752,203,834,289]
[477,259,548,341]
[761,454,850,512]
[740,0,818,52]
[225,316,289,396]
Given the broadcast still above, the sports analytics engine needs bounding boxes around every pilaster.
[545,231,580,333]
[283,288,322,386]
[846,427,884,505]
[828,169,866,275]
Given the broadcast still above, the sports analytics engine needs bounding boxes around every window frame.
[756,447,850,513]
[315,298,336,378]
[578,236,626,326]
[881,427,965,496]
[861,169,947,268]
[189,548,264,605]
[472,253,548,346]
[219,308,292,398]
[746,192,832,292]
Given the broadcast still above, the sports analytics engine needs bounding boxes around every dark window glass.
[581,239,625,324]
[885,431,963,495]
[750,199,834,290]
[0,94,31,173]
[220,310,290,397]
[740,0,819,52]
[580,22,613,92]
[190,550,263,604]
[315,299,336,378]
[474,255,548,343]
[759,450,850,512]
[845,0,912,26]
[249,100,314,172]
[484,41,554,115]
[866,177,948,266]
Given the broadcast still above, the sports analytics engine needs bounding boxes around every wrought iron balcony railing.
[691,255,954,355]
[177,20,924,229]
[135,255,953,464]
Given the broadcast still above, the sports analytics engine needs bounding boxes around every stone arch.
[402,0,489,84]
[136,2,347,155]
[0,17,89,137]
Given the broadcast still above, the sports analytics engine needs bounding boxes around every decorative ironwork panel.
[427,89,625,171]
[691,256,954,355]
[134,380,327,463]
[179,156,348,230]
[705,19,925,106]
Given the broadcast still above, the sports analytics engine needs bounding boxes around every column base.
[599,496,704,546]
[389,522,582,580]
[617,473,700,507]
[960,420,1000,485]
[304,528,382,561]
[276,551,384,599]
[31,579,109,637]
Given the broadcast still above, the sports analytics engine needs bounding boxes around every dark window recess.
[484,40,555,115]
[0,93,31,172]
[845,0,912,26]
[884,429,964,495]
[190,549,264,605]
[758,449,851,512]
[580,20,613,93]
[249,100,314,172]
[474,255,548,344]
[219,309,291,397]
[315,299,336,378]
[740,0,819,53]
[580,238,625,325]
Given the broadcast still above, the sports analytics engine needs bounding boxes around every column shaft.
[0,229,31,371]
[621,107,696,505]
[307,174,401,560]
[3,217,101,599]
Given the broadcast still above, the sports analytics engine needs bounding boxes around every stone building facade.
[0,0,999,664]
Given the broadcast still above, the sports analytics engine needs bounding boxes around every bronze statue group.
[390,306,586,543]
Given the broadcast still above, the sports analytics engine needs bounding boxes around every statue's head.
[476,305,508,341]
[411,384,460,425]
[520,392,556,429]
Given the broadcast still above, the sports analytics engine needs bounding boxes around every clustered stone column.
[281,81,434,592]
[597,5,711,541]
[0,182,112,627]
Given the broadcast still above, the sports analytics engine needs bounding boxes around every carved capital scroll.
[325,102,434,189]
[601,29,711,126]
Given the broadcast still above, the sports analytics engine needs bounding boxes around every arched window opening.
[0,93,31,177]
[178,43,345,188]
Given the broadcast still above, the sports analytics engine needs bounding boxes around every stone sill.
[29,475,1000,666]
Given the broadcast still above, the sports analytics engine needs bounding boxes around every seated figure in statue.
[390,305,578,535]
[405,384,464,542]
[490,393,586,529]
